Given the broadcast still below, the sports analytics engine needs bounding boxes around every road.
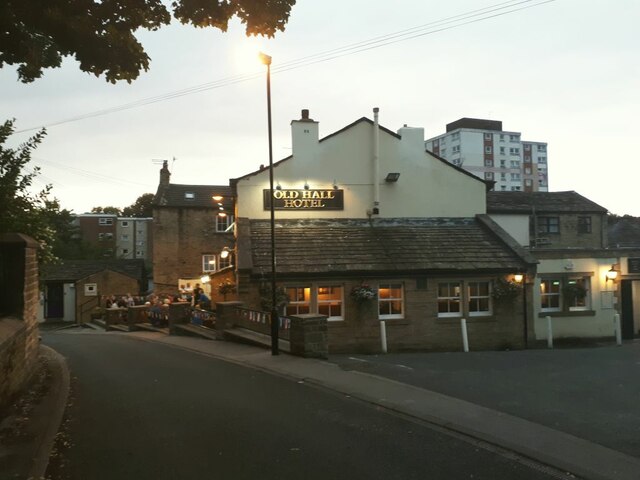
[331,342,640,458]
[43,331,562,480]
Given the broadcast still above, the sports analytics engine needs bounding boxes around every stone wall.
[152,207,233,295]
[0,234,40,410]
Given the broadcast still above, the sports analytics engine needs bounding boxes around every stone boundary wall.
[0,234,40,410]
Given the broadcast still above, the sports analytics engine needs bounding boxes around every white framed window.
[499,134,505,141]
[485,172,494,180]
[99,217,113,226]
[121,234,129,241]
[484,159,493,167]
[567,277,590,311]
[185,192,195,200]
[438,282,461,317]
[216,214,234,232]
[98,233,105,240]
[500,173,506,180]
[485,146,493,154]
[510,160,520,168]
[540,279,561,312]
[509,147,520,155]
[468,281,492,316]
[499,146,506,155]
[511,173,521,181]
[537,145,547,152]
[104,233,113,240]
[136,250,143,256]
[378,283,404,319]
[285,287,311,316]
[317,286,344,320]
[510,186,522,191]
[121,221,129,227]
[484,133,492,140]
[510,135,519,142]
[525,179,533,186]
[538,156,547,164]
[202,254,216,272]
[452,145,460,153]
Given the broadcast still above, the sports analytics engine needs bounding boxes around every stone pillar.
[104,308,125,330]
[215,301,244,338]
[289,314,328,359]
[0,233,40,410]
[168,302,191,334]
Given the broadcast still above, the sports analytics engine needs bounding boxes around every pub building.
[219,109,538,353]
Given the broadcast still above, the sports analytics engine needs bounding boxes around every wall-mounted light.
[276,182,282,191]
[217,212,227,218]
[220,247,231,259]
[212,195,223,202]
[606,266,619,283]
[385,172,400,182]
[200,274,211,284]
[333,180,338,190]
[513,274,524,283]
[304,182,310,190]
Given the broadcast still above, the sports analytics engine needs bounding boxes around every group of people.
[101,283,212,313]
[179,283,211,310]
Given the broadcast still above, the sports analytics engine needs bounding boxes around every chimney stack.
[159,160,171,187]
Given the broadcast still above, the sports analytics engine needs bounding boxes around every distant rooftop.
[446,118,503,132]
[487,191,608,214]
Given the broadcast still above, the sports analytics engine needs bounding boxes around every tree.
[123,193,155,218]
[0,0,296,83]
[91,206,122,216]
[0,119,76,264]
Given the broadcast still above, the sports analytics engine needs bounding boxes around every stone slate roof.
[41,259,146,283]
[247,217,533,276]
[487,191,607,214]
[153,183,233,209]
[608,219,640,248]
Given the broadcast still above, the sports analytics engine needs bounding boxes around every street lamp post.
[259,52,279,356]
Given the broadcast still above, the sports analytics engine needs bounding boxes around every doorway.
[45,282,64,319]
[620,280,637,339]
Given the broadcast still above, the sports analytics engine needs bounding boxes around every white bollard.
[614,313,622,346]
[380,320,388,353]
[546,315,553,349]
[461,318,469,352]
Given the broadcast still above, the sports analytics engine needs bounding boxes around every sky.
[2,0,639,216]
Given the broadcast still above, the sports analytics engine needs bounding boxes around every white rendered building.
[425,118,548,193]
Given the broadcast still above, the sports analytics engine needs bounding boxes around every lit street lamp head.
[258,52,272,66]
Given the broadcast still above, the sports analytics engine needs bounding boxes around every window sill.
[437,316,497,324]
[538,310,596,318]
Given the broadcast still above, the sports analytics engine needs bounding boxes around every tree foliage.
[122,193,155,218]
[0,0,296,83]
[91,206,123,216]
[0,119,77,264]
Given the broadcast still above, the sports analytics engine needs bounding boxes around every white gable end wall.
[236,111,487,219]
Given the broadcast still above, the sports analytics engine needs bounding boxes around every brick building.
[151,161,234,295]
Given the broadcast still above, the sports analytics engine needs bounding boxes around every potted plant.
[562,282,587,302]
[351,284,377,303]
[491,277,522,303]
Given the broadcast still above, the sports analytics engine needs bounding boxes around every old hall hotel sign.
[263,189,344,210]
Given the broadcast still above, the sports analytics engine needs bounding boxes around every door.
[620,280,635,339]
[46,282,64,319]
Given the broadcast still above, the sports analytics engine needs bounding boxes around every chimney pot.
[301,109,309,120]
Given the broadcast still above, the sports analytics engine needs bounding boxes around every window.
[500,185,507,191]
[438,282,461,317]
[500,173,506,180]
[452,159,462,166]
[216,214,234,232]
[99,217,113,226]
[577,216,592,233]
[524,144,531,151]
[452,145,460,153]
[440,148,446,156]
[511,186,522,191]
[98,233,105,241]
[121,234,129,241]
[185,192,195,200]
[510,135,519,142]
[525,179,533,187]
[540,279,561,311]
[538,216,559,234]
[485,146,493,154]
[122,248,129,255]
[540,276,591,312]
[484,133,492,140]
[121,221,129,227]
[524,167,532,174]
[451,132,459,140]
[137,230,144,236]
[317,286,344,320]
[378,284,404,319]
[499,146,506,155]
[484,159,493,167]
[285,287,311,316]
[499,134,505,141]
[509,147,520,155]
[538,156,547,164]
[510,160,520,168]
[511,173,521,181]
[537,145,546,152]
[500,160,506,168]
[136,241,145,246]
[202,254,216,272]
[468,282,491,316]
[136,250,143,256]
[524,155,531,162]
[485,172,494,180]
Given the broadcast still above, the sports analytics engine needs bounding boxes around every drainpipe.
[373,107,380,215]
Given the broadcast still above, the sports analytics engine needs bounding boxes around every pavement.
[3,328,640,480]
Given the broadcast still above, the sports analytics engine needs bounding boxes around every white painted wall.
[236,116,487,219]
[533,257,618,339]
[488,213,530,246]
[64,283,76,322]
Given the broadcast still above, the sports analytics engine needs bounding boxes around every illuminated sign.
[263,189,344,210]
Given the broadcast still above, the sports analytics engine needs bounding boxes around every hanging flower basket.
[218,280,237,300]
[351,285,377,302]
[491,277,522,302]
